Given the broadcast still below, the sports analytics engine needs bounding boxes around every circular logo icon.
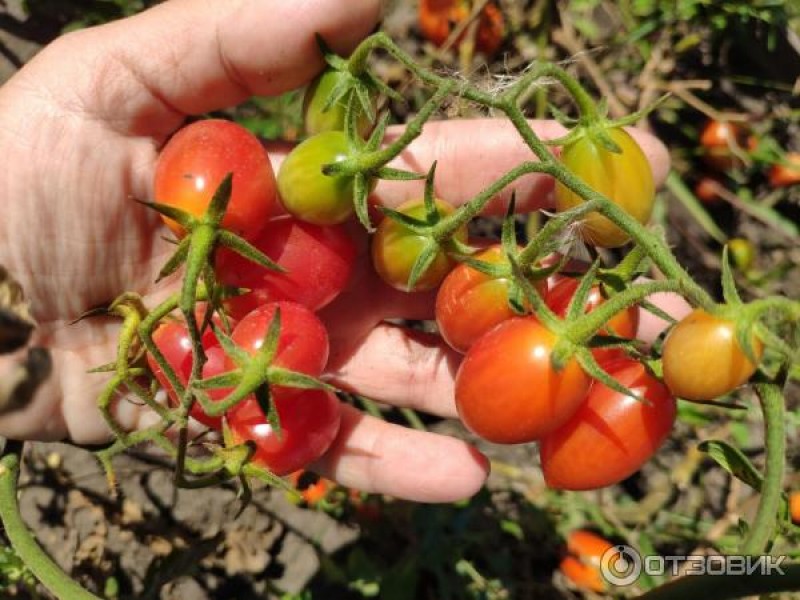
[600,544,641,586]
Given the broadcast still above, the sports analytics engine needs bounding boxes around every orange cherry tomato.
[418,0,505,56]
[699,119,748,172]
[768,152,800,188]
[790,491,800,525]
[661,308,763,401]
[540,358,676,490]
[455,317,591,444]
[435,245,548,353]
[559,530,614,593]
[694,176,725,205]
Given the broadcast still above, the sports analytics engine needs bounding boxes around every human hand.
[0,0,679,502]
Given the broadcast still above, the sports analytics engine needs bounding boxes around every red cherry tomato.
[226,301,329,398]
[554,128,655,248]
[371,198,468,292]
[540,358,676,490]
[546,276,639,362]
[661,308,763,401]
[455,317,591,444]
[559,530,614,593]
[418,0,505,56]
[768,152,800,188]
[215,216,356,319]
[699,119,748,172]
[147,312,233,429]
[154,119,276,239]
[227,388,341,476]
[435,245,547,353]
[277,131,357,225]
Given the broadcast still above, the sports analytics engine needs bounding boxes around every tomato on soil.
[559,530,614,593]
[768,152,800,188]
[699,119,748,172]
[418,0,505,56]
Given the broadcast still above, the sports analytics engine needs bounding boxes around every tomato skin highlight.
[560,530,614,593]
[227,388,341,476]
[455,317,591,444]
[554,128,655,248]
[215,216,356,319]
[545,276,639,362]
[540,358,676,490]
[435,245,547,353]
[372,198,468,292]
[227,301,330,398]
[277,131,356,225]
[303,69,373,137]
[661,308,763,401]
[700,119,748,172]
[154,119,276,239]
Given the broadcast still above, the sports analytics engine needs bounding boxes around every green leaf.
[697,439,763,492]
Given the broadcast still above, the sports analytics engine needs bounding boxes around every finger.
[311,404,489,502]
[637,290,692,343]
[38,0,380,134]
[326,323,460,418]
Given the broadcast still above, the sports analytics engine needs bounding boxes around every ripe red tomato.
[559,530,614,593]
[276,131,356,225]
[435,244,547,353]
[661,308,763,401]
[768,152,800,188]
[418,0,505,56]
[554,128,655,248]
[227,388,341,476]
[699,119,748,172]
[455,317,591,444]
[147,313,232,429]
[540,358,676,490]
[371,198,468,292]
[154,119,276,239]
[226,301,329,398]
[303,68,374,137]
[215,216,356,319]
[545,276,639,362]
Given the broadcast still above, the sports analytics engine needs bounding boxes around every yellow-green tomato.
[277,131,355,225]
[371,199,468,292]
[661,308,763,401]
[728,237,755,272]
[555,128,655,248]
[303,68,373,137]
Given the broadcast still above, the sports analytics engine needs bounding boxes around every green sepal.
[565,260,601,321]
[422,162,439,224]
[374,167,425,181]
[255,384,280,439]
[720,245,743,306]
[156,237,190,282]
[140,200,197,229]
[268,368,337,393]
[594,128,622,154]
[206,173,234,225]
[376,206,430,233]
[576,348,643,401]
[406,240,440,291]
[217,230,285,273]
[192,370,241,390]
[353,173,373,232]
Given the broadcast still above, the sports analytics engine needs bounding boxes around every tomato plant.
[215,215,356,319]
[227,388,341,476]
[277,131,357,225]
[303,68,374,137]
[768,152,800,187]
[226,301,330,398]
[559,529,614,593]
[540,358,676,490]
[454,317,591,444]
[371,198,468,292]
[554,127,655,247]
[154,119,276,239]
[661,308,763,401]
[435,244,547,353]
[699,119,748,172]
[418,0,505,56]
[545,276,639,361]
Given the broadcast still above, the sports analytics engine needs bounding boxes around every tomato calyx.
[191,306,335,423]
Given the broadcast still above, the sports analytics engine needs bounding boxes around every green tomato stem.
[741,376,787,555]
[0,442,102,600]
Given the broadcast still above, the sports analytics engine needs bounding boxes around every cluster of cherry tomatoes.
[140,54,767,494]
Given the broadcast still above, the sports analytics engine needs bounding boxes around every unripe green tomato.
[372,199,468,292]
[303,69,373,137]
[277,131,356,225]
[728,237,755,272]
[555,128,655,248]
